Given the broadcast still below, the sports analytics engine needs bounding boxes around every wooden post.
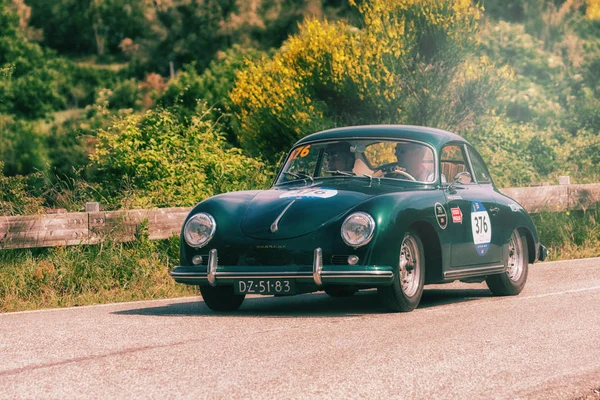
[86,202,100,213]
[559,176,571,185]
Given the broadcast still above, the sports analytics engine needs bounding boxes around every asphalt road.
[1,258,600,400]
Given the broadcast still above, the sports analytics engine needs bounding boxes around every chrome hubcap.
[507,230,524,282]
[399,235,420,297]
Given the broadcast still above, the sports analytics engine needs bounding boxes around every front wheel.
[199,285,245,311]
[486,229,529,296]
[378,231,425,312]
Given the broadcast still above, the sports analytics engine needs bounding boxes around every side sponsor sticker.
[451,207,463,223]
[471,200,492,256]
[279,188,338,199]
[434,202,448,230]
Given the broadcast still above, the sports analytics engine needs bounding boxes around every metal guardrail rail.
[1,184,599,250]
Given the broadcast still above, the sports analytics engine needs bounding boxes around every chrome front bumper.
[170,248,394,287]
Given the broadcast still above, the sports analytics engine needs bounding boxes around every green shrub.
[107,78,142,110]
[0,115,49,176]
[159,46,265,144]
[91,106,270,208]
[0,161,44,216]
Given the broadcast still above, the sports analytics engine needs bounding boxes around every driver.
[394,142,433,182]
[325,142,355,173]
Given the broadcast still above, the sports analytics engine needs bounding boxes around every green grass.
[0,233,195,313]
[533,206,600,261]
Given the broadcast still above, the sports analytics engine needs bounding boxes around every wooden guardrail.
[1,183,599,250]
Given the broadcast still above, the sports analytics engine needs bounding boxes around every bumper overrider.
[170,248,394,287]
[538,244,548,262]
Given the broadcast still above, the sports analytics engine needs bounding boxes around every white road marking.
[517,285,600,301]
[0,296,196,317]
[425,285,600,313]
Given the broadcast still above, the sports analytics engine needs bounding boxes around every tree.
[231,0,509,162]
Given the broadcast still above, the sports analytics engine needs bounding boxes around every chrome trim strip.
[270,200,296,233]
[320,270,392,276]
[444,264,506,279]
[462,144,477,184]
[323,274,392,279]
[207,249,218,286]
[173,273,393,280]
[313,248,323,286]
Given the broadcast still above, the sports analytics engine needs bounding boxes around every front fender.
[348,189,446,266]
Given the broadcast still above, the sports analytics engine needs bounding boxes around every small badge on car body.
[451,207,463,223]
[434,202,448,230]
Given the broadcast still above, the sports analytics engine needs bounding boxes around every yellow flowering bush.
[231,0,508,161]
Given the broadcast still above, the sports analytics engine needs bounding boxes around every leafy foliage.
[0,161,44,216]
[91,106,269,208]
[159,45,265,144]
[231,0,509,162]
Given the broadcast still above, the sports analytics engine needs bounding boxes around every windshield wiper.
[283,171,314,184]
[325,170,356,177]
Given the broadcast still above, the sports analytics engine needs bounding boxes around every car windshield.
[275,139,436,184]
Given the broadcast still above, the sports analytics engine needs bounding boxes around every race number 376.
[471,201,492,250]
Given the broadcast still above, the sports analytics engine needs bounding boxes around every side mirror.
[447,171,471,192]
[454,171,472,185]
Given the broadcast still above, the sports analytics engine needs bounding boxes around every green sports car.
[171,125,548,312]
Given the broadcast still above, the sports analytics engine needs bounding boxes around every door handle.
[489,206,500,216]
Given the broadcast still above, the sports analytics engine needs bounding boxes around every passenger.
[325,142,355,173]
[394,143,433,182]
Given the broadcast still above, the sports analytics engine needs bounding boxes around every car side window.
[440,145,471,184]
[467,147,492,184]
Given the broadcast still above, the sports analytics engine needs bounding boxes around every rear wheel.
[324,285,358,297]
[378,231,425,312]
[486,229,529,296]
[199,285,245,311]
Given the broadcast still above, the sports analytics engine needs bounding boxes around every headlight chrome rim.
[341,212,376,248]
[184,213,216,248]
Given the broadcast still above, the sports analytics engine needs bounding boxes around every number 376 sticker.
[471,201,492,256]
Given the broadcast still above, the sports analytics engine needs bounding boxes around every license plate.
[234,279,296,295]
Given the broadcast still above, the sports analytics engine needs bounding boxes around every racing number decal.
[471,201,491,256]
[279,188,338,199]
[289,145,311,160]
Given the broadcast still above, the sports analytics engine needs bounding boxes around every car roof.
[294,125,470,149]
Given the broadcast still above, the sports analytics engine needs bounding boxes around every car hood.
[241,180,398,240]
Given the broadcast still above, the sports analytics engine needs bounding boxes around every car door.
[465,145,505,264]
[441,144,502,268]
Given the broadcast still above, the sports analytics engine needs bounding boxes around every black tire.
[378,231,425,312]
[199,285,245,311]
[324,285,358,298]
[486,229,529,296]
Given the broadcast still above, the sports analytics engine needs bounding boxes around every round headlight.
[184,213,216,248]
[341,212,375,247]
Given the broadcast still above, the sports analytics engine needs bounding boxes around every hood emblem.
[270,200,296,233]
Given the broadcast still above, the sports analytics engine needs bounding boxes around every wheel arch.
[409,221,443,284]
[517,226,536,264]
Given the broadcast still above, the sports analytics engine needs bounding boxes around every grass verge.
[0,233,195,313]
[532,206,600,261]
